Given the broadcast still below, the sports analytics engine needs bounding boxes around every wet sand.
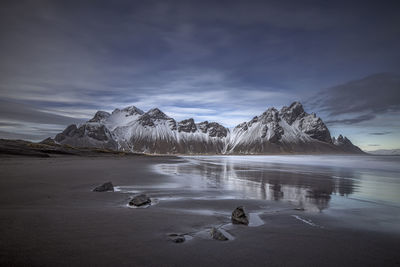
[1,156,399,267]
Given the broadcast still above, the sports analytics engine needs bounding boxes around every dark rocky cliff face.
[280,101,306,125]
[259,108,284,143]
[138,108,170,127]
[297,114,332,143]
[197,121,228,138]
[178,119,197,133]
[280,102,332,143]
[55,124,118,150]
[332,135,364,154]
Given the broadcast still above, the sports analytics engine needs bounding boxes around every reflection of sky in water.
[158,155,400,212]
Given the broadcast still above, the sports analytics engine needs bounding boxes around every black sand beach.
[1,156,400,267]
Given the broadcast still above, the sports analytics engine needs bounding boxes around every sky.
[0,0,399,150]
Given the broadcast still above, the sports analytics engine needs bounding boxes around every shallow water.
[157,155,400,232]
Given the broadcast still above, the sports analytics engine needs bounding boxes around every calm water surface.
[158,155,400,214]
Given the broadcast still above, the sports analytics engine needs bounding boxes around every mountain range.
[51,102,364,154]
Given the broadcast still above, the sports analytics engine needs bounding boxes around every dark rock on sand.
[231,206,249,225]
[129,194,151,206]
[167,234,185,243]
[93,182,114,192]
[210,227,229,241]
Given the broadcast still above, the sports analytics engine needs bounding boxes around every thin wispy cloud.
[369,132,392,136]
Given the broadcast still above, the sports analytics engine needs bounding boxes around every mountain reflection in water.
[159,155,400,212]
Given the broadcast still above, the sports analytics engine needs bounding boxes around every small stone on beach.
[210,227,229,241]
[168,234,185,243]
[129,194,151,206]
[93,182,114,192]
[231,206,249,225]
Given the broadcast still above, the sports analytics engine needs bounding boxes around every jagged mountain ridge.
[53,102,363,154]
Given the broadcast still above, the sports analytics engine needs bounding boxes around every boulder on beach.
[210,227,229,241]
[129,194,151,206]
[93,182,114,192]
[231,206,249,225]
[167,234,185,243]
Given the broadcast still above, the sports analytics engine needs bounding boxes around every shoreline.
[1,156,399,266]
[0,138,368,159]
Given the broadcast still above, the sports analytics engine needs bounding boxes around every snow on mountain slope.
[53,102,364,154]
[96,106,144,130]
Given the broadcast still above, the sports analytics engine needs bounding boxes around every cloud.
[0,130,45,140]
[369,132,392,135]
[0,121,24,127]
[325,114,376,125]
[0,122,65,141]
[368,144,380,147]
[131,89,293,126]
[0,100,86,125]
[309,73,400,125]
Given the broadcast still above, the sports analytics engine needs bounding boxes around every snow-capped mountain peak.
[145,108,169,119]
[88,111,111,123]
[121,106,144,116]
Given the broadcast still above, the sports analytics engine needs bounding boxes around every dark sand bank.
[0,138,146,157]
[1,156,400,267]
